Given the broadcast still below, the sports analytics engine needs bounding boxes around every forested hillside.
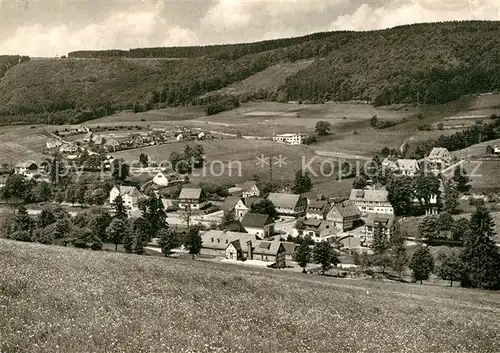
[2,21,500,125]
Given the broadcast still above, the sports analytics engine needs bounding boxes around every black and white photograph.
[1,0,500,352]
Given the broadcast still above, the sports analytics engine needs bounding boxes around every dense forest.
[2,21,500,124]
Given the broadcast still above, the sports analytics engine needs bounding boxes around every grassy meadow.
[1,239,500,353]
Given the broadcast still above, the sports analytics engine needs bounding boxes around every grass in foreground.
[1,240,500,353]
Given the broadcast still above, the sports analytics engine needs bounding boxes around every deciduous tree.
[313,241,339,275]
[409,245,434,284]
[295,241,311,273]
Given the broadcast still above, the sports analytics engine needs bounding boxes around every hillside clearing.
[1,239,500,353]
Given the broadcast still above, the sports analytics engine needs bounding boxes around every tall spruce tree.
[113,195,128,220]
[390,221,408,280]
[372,222,391,273]
[409,245,434,284]
[460,203,500,290]
[106,218,128,251]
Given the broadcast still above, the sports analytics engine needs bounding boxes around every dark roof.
[307,200,329,212]
[281,242,297,255]
[268,193,302,209]
[365,213,395,228]
[222,196,241,212]
[241,181,258,191]
[244,197,264,209]
[241,212,274,228]
[332,200,361,218]
[221,220,246,233]
[179,187,202,200]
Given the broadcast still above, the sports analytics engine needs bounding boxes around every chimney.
[246,240,252,260]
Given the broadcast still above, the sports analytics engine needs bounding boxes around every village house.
[91,134,105,145]
[249,240,287,268]
[240,181,260,198]
[267,193,307,217]
[59,143,79,154]
[222,196,249,222]
[363,214,395,245]
[272,133,308,145]
[201,230,258,258]
[326,200,361,231]
[397,159,420,176]
[241,212,275,238]
[83,131,94,143]
[382,156,399,172]
[152,171,185,187]
[104,138,120,152]
[494,145,500,155]
[296,218,338,243]
[46,139,63,149]
[178,187,205,211]
[70,124,89,133]
[427,147,452,171]
[281,242,297,261]
[306,199,330,220]
[349,187,394,215]
[109,185,145,211]
[14,162,40,179]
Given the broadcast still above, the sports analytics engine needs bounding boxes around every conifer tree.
[409,245,434,284]
[390,221,408,280]
[372,222,390,273]
[460,203,500,290]
[113,195,128,220]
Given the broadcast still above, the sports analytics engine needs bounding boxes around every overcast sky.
[1,0,499,57]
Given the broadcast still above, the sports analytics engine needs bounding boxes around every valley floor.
[1,239,500,353]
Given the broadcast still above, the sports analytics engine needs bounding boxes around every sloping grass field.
[1,239,500,352]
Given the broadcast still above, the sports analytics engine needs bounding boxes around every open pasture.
[113,138,349,187]
[1,239,500,353]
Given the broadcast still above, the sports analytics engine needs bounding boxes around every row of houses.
[201,230,296,268]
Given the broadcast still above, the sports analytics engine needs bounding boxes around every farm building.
[272,133,308,145]
[349,187,394,215]
[326,200,361,231]
[241,212,275,238]
[267,193,306,217]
